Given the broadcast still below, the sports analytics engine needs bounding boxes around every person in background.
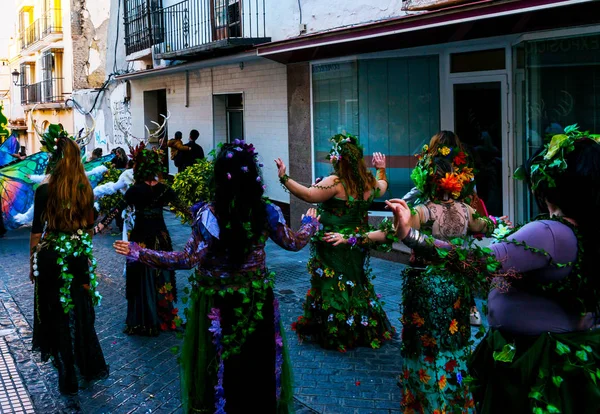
[90,148,103,161]
[111,147,128,169]
[180,129,204,170]
[167,131,191,173]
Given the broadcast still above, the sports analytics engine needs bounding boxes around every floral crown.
[327,133,363,164]
[221,139,265,186]
[514,124,600,190]
[410,144,475,202]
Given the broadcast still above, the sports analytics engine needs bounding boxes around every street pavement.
[0,211,412,414]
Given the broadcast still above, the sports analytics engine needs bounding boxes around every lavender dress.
[126,201,319,413]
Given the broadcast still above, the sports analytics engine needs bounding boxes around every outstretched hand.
[274,158,287,178]
[113,240,131,256]
[385,199,413,239]
[323,232,346,246]
[372,152,386,169]
[301,208,320,222]
[499,216,514,228]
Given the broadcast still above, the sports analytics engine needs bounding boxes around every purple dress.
[488,220,594,334]
[127,201,319,413]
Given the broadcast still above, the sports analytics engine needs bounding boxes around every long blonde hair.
[44,138,94,232]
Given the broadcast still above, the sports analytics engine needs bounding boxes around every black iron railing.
[20,8,62,51]
[153,0,267,57]
[124,0,164,55]
[21,78,64,105]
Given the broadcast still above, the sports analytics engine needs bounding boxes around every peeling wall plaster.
[71,0,109,90]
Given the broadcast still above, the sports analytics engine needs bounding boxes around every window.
[312,56,440,205]
[124,0,164,55]
[516,34,600,220]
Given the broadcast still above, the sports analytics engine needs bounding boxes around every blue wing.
[0,134,21,167]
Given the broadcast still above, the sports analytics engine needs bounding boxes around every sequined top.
[127,202,319,279]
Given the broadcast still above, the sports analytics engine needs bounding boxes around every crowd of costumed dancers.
[0,106,597,413]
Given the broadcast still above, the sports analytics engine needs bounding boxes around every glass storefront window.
[312,56,440,205]
[516,34,600,221]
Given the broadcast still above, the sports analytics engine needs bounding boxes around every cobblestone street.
[0,212,406,414]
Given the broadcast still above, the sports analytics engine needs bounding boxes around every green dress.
[399,202,477,413]
[293,193,394,352]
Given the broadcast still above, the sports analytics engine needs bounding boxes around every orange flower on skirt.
[449,319,459,335]
[420,334,437,347]
[418,369,431,384]
[411,312,425,327]
[438,375,447,390]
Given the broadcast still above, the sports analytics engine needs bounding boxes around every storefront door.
[450,75,512,218]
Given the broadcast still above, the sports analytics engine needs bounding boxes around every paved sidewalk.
[0,212,409,413]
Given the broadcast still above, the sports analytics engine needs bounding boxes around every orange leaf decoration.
[453,297,461,309]
[449,319,459,335]
[420,334,437,348]
[418,369,431,384]
[411,312,425,327]
[438,375,447,390]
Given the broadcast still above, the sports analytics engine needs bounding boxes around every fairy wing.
[0,134,21,167]
[84,154,115,172]
[0,152,50,229]
[84,155,115,188]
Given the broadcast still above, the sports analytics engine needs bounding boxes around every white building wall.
[127,59,290,203]
[268,0,406,40]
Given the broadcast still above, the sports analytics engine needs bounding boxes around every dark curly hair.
[212,141,267,265]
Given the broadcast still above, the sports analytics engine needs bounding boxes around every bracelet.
[279,174,290,185]
[402,228,429,250]
[376,168,388,183]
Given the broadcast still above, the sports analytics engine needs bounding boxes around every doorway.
[451,76,510,217]
[143,89,168,145]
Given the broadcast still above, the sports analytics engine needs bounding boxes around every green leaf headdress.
[514,124,600,190]
[327,133,363,165]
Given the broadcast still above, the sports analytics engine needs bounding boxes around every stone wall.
[71,0,110,90]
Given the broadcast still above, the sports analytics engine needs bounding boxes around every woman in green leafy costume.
[275,134,395,352]
[389,126,600,413]
[30,125,108,395]
[331,142,503,412]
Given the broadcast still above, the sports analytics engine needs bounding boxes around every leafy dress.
[126,201,319,413]
[400,201,490,413]
[124,182,179,335]
[31,184,108,394]
[294,190,394,351]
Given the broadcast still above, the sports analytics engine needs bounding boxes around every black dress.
[31,184,108,394]
[124,182,178,335]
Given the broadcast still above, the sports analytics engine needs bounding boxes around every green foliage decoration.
[97,162,124,214]
[171,158,214,223]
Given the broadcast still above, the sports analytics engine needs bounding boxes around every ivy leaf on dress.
[492,343,516,363]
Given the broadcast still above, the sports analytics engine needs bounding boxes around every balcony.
[20,9,63,53]
[21,78,64,106]
[124,0,269,60]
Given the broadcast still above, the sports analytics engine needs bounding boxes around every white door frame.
[446,74,514,219]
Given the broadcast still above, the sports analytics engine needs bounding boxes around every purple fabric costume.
[488,220,594,335]
[126,201,319,413]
